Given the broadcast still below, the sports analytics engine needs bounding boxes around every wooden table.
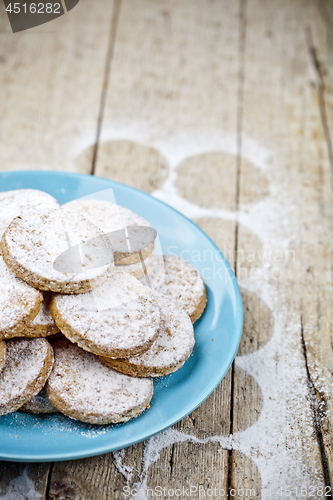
[0,0,332,498]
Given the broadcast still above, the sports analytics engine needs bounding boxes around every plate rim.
[0,170,243,462]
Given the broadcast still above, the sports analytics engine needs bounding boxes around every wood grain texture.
[0,462,50,498]
[51,0,243,497]
[240,0,333,488]
[0,1,116,497]
[305,0,333,479]
[94,0,240,173]
[0,0,114,172]
[49,444,145,500]
[0,0,332,497]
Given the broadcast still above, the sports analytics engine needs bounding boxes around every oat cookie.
[100,292,195,377]
[63,199,155,264]
[20,387,57,414]
[0,189,59,246]
[0,255,43,340]
[0,341,6,374]
[0,338,54,416]
[50,270,160,358]
[1,207,114,294]
[47,340,153,425]
[16,292,59,338]
[142,255,207,322]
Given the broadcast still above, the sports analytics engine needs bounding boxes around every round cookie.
[116,260,145,280]
[0,189,59,245]
[142,255,207,323]
[99,292,195,377]
[62,199,155,265]
[20,387,57,414]
[15,292,59,338]
[0,338,54,416]
[47,339,154,425]
[0,341,6,374]
[0,255,43,340]
[1,207,114,294]
[50,269,160,358]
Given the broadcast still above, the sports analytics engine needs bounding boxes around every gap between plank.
[306,28,333,198]
[91,0,122,176]
[228,0,247,497]
[45,462,54,500]
[300,313,332,496]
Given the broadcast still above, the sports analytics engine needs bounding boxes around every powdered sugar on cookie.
[0,256,43,339]
[50,270,160,358]
[0,338,54,415]
[142,255,206,321]
[100,292,195,376]
[63,199,154,264]
[47,340,153,425]
[0,189,59,243]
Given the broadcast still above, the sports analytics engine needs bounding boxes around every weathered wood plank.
[91,0,270,497]
[0,1,115,497]
[238,0,332,491]
[0,0,115,173]
[51,0,242,497]
[0,462,50,499]
[305,0,333,479]
[0,0,332,498]
[49,443,145,500]
[95,0,241,497]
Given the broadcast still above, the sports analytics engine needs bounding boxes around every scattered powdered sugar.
[141,255,205,318]
[0,131,327,493]
[52,270,160,355]
[0,256,42,334]
[47,341,153,424]
[84,128,328,494]
[113,449,135,482]
[0,467,42,500]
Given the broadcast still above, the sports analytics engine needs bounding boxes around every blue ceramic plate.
[0,171,243,462]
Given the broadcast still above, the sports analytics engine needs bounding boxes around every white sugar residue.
[113,449,134,483]
[0,468,42,500]
[80,427,107,439]
[113,427,232,495]
[94,129,329,496]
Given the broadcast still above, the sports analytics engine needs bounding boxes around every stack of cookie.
[0,190,207,425]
